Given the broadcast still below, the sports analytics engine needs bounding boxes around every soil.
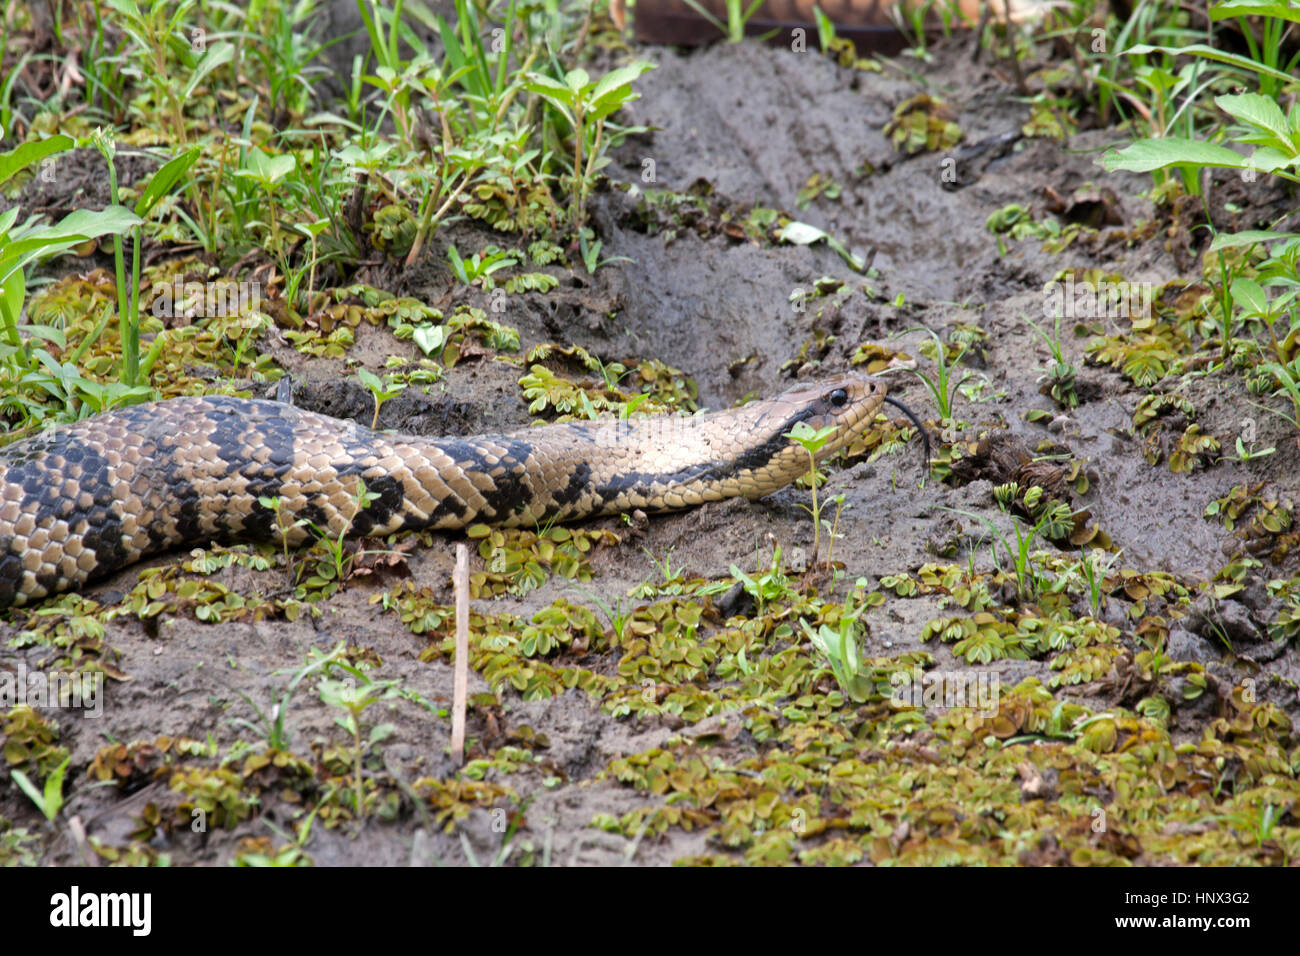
[3,31,1299,867]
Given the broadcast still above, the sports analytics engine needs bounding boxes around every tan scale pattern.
[0,374,887,607]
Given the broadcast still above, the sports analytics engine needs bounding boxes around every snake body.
[0,374,898,608]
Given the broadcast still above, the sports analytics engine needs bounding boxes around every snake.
[0,373,926,609]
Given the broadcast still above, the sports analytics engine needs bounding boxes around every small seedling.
[258,495,309,583]
[784,421,838,568]
[1071,547,1122,618]
[800,577,875,703]
[579,230,632,274]
[822,493,849,577]
[1024,312,1079,409]
[1224,435,1276,464]
[230,643,348,751]
[1253,360,1300,433]
[11,756,70,822]
[299,479,382,597]
[899,327,968,421]
[573,584,634,643]
[446,243,517,286]
[941,505,1053,604]
[317,650,402,821]
[730,542,793,615]
[680,0,767,42]
[357,368,406,429]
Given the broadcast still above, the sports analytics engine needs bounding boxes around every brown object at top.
[616,0,1044,52]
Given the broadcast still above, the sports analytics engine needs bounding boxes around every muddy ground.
[3,31,1299,867]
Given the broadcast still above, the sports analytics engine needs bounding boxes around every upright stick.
[451,543,469,764]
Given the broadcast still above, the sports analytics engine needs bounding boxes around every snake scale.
[0,373,923,609]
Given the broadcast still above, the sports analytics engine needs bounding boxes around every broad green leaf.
[1231,277,1268,316]
[814,4,835,49]
[588,90,638,125]
[1134,64,1182,97]
[334,141,394,168]
[523,74,571,99]
[1209,230,1300,251]
[590,62,655,106]
[240,149,297,186]
[412,325,446,355]
[134,147,200,218]
[1210,0,1300,23]
[1099,138,1248,173]
[105,0,145,21]
[263,153,298,183]
[1124,43,1294,85]
[183,40,235,99]
[34,348,75,387]
[0,134,74,188]
[437,15,480,98]
[565,68,590,93]
[1268,237,1300,260]
[294,218,329,239]
[5,211,46,241]
[1216,93,1296,154]
[9,770,47,817]
[0,205,141,282]
[523,77,576,125]
[0,265,24,329]
[1246,145,1300,174]
[24,323,66,347]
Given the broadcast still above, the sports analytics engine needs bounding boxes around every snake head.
[779,373,889,460]
[714,373,895,500]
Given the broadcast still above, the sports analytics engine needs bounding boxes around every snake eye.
[829,388,848,408]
